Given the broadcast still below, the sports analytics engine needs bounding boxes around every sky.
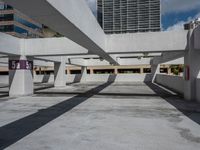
[85,0,200,31]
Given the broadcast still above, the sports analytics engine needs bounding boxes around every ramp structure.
[0,0,199,102]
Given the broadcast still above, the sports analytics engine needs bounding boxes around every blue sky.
[86,0,200,31]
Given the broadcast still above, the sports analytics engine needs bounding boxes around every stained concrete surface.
[0,82,200,150]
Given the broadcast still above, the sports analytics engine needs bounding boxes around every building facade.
[97,0,161,34]
[0,2,44,38]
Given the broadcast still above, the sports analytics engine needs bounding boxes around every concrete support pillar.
[33,69,37,77]
[114,68,118,74]
[151,63,160,82]
[54,57,66,87]
[167,67,171,75]
[66,68,70,75]
[81,66,87,82]
[184,29,200,101]
[90,68,94,74]
[9,56,33,96]
[140,68,144,74]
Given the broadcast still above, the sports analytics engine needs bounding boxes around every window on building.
[14,26,28,34]
[0,25,14,32]
[0,4,13,10]
[14,15,41,29]
[0,14,14,21]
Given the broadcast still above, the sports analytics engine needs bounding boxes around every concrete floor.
[0,82,200,150]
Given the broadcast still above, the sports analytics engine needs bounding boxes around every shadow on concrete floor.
[145,82,200,126]
[1,80,200,149]
[35,91,161,97]
[0,81,114,149]
[34,84,54,92]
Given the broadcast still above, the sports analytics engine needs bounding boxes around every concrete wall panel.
[194,26,200,50]
[196,78,200,102]
[155,74,184,94]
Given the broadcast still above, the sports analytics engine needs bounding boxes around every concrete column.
[140,68,144,74]
[168,68,171,75]
[81,66,87,82]
[90,68,94,74]
[184,28,200,101]
[33,69,37,77]
[66,68,70,75]
[39,67,42,74]
[151,63,160,82]
[9,56,33,96]
[114,68,118,74]
[54,57,66,87]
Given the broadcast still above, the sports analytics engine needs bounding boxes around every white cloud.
[166,12,200,31]
[161,0,200,15]
[166,21,186,31]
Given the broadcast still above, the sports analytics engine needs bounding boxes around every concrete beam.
[34,56,63,63]
[115,53,162,58]
[162,57,184,65]
[0,32,21,55]
[34,60,53,67]
[23,30,188,57]
[3,0,118,65]
[23,36,166,59]
[119,58,151,66]
[66,58,86,67]
[152,52,185,65]
[24,38,89,56]
[106,31,188,54]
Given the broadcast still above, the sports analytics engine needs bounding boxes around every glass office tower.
[0,2,44,38]
[97,0,161,34]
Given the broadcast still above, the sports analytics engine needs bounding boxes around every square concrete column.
[151,63,160,82]
[167,67,171,75]
[66,68,70,75]
[114,68,118,74]
[90,68,94,74]
[184,29,200,101]
[81,66,87,82]
[54,57,66,87]
[9,56,33,96]
[140,68,144,74]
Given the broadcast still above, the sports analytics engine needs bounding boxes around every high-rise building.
[97,0,161,34]
[0,2,44,38]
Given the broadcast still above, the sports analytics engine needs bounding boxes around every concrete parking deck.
[0,82,200,150]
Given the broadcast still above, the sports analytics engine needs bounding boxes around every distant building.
[0,2,44,38]
[97,0,161,34]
